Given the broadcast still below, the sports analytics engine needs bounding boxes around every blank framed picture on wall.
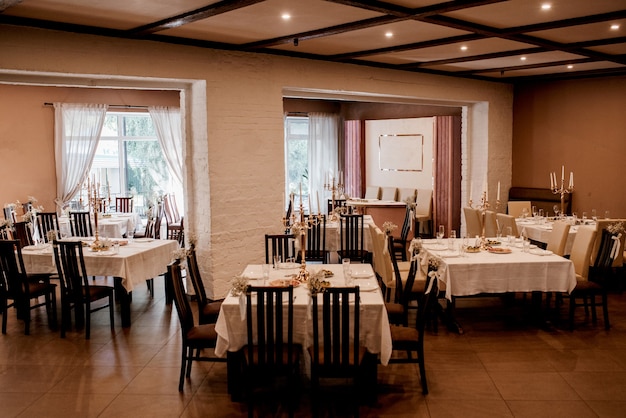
[378,134,423,171]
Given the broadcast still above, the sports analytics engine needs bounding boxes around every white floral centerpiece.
[91,238,113,252]
[607,222,625,236]
[231,274,249,297]
[382,221,398,235]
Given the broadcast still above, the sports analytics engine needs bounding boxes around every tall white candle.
[561,165,564,182]
[316,191,320,214]
[497,181,500,201]
[550,173,554,189]
[569,172,573,188]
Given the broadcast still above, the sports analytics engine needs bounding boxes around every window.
[284,116,309,209]
[85,112,174,215]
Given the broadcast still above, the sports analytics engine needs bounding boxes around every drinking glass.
[506,227,514,246]
[341,258,350,277]
[538,208,544,218]
[532,205,537,218]
[582,212,587,221]
[591,209,597,221]
[448,229,456,251]
[127,228,134,242]
[521,207,529,218]
[605,211,610,219]
[262,264,271,285]
[273,255,281,269]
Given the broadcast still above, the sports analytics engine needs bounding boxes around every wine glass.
[553,205,560,218]
[521,207,529,218]
[532,206,537,218]
[437,225,445,245]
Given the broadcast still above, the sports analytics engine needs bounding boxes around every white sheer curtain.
[308,113,339,214]
[148,106,183,186]
[54,103,108,210]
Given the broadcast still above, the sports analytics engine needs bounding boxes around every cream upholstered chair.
[507,201,532,218]
[570,227,597,282]
[496,213,519,237]
[483,210,498,238]
[398,188,417,204]
[463,207,482,238]
[414,189,433,238]
[364,186,380,200]
[546,221,571,256]
[380,186,398,201]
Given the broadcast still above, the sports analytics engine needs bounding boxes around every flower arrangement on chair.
[382,221,398,235]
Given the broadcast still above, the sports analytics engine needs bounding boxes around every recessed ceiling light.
[567,65,574,69]
[460,45,468,51]
[541,3,551,11]
[281,13,291,20]
[385,31,393,38]
[610,24,620,30]
[520,56,527,61]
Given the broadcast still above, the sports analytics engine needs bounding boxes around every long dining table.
[516,217,596,255]
[419,238,577,333]
[21,237,179,327]
[214,263,392,396]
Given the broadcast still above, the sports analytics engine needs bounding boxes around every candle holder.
[551,175,573,217]
[324,175,344,222]
[468,191,501,249]
[282,191,324,283]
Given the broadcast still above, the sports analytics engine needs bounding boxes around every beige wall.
[512,76,626,217]
[0,25,513,298]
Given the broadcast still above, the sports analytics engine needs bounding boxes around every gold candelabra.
[324,172,344,221]
[281,184,323,282]
[550,166,573,216]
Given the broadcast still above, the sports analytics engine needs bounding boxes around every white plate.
[93,250,115,256]
[134,238,154,243]
[351,271,372,278]
[530,249,553,256]
[357,282,378,292]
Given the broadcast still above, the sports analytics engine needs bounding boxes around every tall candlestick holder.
[468,191,500,248]
[551,176,573,217]
[324,175,344,222]
[281,196,323,283]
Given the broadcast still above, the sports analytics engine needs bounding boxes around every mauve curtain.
[308,113,339,213]
[344,120,363,198]
[54,103,108,210]
[433,115,461,235]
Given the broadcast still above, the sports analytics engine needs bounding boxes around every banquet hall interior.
[1,0,626,416]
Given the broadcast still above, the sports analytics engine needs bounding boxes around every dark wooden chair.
[187,244,223,324]
[391,204,412,261]
[310,286,367,417]
[386,236,423,327]
[243,285,300,417]
[36,212,60,242]
[53,240,115,339]
[69,211,93,237]
[337,213,370,263]
[386,261,436,395]
[115,197,133,213]
[168,260,226,391]
[0,240,57,335]
[327,198,348,215]
[3,206,16,224]
[298,214,328,263]
[163,193,183,240]
[12,221,34,248]
[264,233,296,265]
[569,228,616,330]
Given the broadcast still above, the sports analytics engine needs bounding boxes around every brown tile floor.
[2,277,626,417]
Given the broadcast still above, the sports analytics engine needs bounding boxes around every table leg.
[114,277,132,327]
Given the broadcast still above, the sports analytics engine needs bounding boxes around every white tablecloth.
[516,219,595,255]
[59,213,141,239]
[214,263,392,365]
[21,238,179,293]
[420,239,577,301]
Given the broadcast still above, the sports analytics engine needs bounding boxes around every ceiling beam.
[128,0,266,36]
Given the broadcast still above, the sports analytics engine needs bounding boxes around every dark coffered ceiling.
[2,0,625,83]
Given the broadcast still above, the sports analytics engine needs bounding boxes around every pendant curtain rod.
[43,102,149,109]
